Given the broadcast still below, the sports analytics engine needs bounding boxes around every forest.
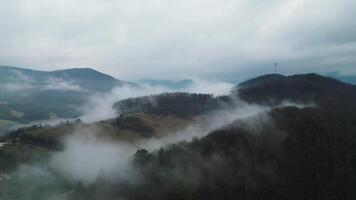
[69,106,356,200]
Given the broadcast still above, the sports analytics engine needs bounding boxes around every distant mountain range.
[0,66,130,92]
[0,66,131,127]
[1,65,355,130]
[326,72,356,85]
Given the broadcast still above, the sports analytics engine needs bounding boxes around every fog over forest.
[1,0,356,199]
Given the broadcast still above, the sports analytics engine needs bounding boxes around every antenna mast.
[274,62,278,74]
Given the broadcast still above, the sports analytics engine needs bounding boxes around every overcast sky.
[0,0,355,81]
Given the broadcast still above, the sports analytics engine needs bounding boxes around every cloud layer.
[1,70,84,92]
[0,0,355,81]
[51,98,272,185]
[80,79,234,123]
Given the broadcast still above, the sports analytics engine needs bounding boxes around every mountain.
[1,73,356,200]
[0,66,130,127]
[0,66,129,92]
[326,72,356,85]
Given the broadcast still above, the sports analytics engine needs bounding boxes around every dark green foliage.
[114,116,154,136]
[273,107,355,200]
[113,107,355,200]
[0,125,40,141]
[235,74,356,111]
[0,125,63,150]
[115,92,233,118]
[0,151,17,172]
[69,106,356,200]
[17,134,63,151]
[236,73,356,113]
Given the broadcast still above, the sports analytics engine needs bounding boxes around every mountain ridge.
[0,66,130,89]
[0,66,133,127]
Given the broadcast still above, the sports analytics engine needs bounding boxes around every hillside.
[0,66,130,128]
[235,73,356,112]
[0,112,199,171]
[107,106,355,200]
[104,74,356,200]
[114,92,234,118]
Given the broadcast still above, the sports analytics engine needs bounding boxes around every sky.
[0,0,355,81]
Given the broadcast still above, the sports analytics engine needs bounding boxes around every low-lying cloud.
[50,131,136,185]
[51,98,273,185]
[141,101,271,150]
[80,79,234,123]
[80,84,173,123]
[183,78,234,96]
[43,77,84,91]
[1,70,84,92]
[2,95,315,199]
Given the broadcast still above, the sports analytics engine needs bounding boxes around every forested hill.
[235,73,356,112]
[98,74,356,200]
[106,106,354,200]
[115,73,356,119]
[114,93,233,118]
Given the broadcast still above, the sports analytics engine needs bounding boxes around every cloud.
[278,100,316,109]
[183,79,234,96]
[50,97,314,185]
[43,77,84,91]
[3,83,34,92]
[50,97,271,185]
[0,0,355,80]
[1,69,35,91]
[140,100,272,150]
[50,130,136,185]
[80,84,173,123]
[3,94,313,195]
[1,69,84,92]
[2,78,83,92]
[80,79,234,123]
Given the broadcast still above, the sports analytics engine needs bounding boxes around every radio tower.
[274,62,278,74]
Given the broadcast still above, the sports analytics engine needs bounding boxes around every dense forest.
[114,92,234,118]
[69,106,356,200]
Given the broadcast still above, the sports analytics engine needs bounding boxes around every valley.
[0,72,355,200]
